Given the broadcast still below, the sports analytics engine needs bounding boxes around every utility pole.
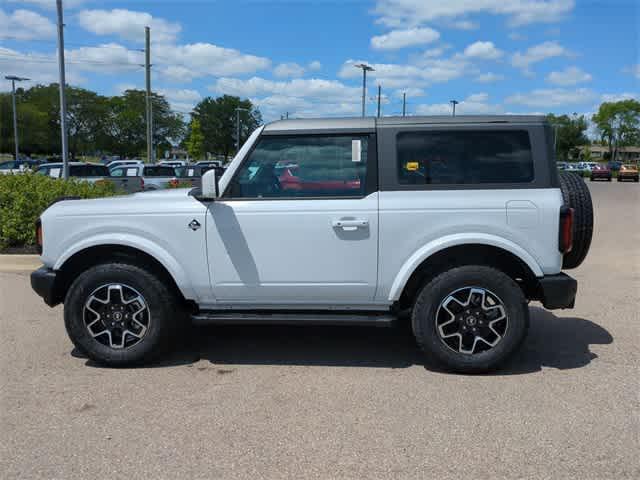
[354,63,374,118]
[402,92,406,117]
[145,26,152,164]
[377,85,382,118]
[4,75,29,161]
[235,107,249,151]
[450,99,459,117]
[56,0,69,178]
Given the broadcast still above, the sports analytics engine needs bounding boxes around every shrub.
[0,173,119,250]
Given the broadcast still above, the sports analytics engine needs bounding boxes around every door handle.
[332,219,369,231]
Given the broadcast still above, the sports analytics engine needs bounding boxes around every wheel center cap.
[113,312,123,321]
[465,315,477,326]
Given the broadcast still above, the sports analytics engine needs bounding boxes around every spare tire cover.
[558,171,594,269]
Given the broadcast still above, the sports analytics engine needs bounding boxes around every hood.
[44,187,199,218]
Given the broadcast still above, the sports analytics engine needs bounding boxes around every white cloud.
[208,77,362,120]
[463,41,503,60]
[394,87,426,98]
[546,66,592,86]
[0,47,85,87]
[77,9,182,43]
[509,32,526,41]
[339,56,470,90]
[475,72,505,83]
[450,20,478,30]
[422,46,448,58]
[0,8,56,40]
[415,92,503,115]
[512,41,571,73]
[156,43,271,81]
[65,43,144,74]
[273,62,306,78]
[374,0,575,28]
[156,87,202,113]
[600,92,639,103]
[506,88,596,107]
[371,27,440,50]
[308,60,322,71]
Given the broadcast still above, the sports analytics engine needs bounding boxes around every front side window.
[226,135,369,199]
[0,161,16,170]
[144,166,175,177]
[397,130,534,185]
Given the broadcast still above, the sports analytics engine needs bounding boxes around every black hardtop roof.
[264,115,548,133]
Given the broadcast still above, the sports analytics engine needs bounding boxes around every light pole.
[56,0,69,178]
[354,63,374,117]
[4,75,29,161]
[235,107,250,152]
[450,99,459,117]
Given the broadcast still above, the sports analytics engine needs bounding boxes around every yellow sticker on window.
[405,161,419,171]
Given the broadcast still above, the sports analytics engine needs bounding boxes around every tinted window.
[397,130,534,185]
[0,161,16,170]
[70,165,109,177]
[227,135,368,198]
[110,167,125,177]
[144,166,175,177]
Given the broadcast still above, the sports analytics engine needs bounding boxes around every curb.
[0,254,42,273]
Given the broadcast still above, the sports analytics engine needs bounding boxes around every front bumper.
[538,273,577,309]
[30,266,60,307]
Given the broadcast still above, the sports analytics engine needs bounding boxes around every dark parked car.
[175,165,225,188]
[590,164,612,181]
[607,160,623,171]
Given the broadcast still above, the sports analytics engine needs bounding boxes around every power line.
[0,36,145,52]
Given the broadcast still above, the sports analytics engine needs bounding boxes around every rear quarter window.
[397,130,534,185]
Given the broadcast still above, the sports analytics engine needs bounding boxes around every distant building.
[581,145,640,162]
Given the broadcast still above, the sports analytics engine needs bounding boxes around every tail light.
[35,219,43,254]
[559,207,574,253]
[169,178,179,187]
[140,177,145,190]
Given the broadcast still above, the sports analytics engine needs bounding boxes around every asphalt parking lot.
[1,181,638,479]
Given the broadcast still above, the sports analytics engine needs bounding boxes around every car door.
[206,133,379,306]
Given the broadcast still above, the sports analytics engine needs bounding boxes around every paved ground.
[1,182,638,479]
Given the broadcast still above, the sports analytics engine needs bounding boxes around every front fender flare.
[53,234,197,301]
[387,233,544,301]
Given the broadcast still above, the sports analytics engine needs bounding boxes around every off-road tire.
[412,266,529,373]
[558,171,593,269]
[64,263,183,367]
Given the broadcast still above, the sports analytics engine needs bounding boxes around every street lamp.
[4,75,30,161]
[450,99,459,117]
[354,63,374,117]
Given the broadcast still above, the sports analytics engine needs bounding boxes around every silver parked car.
[109,164,177,190]
[36,162,143,193]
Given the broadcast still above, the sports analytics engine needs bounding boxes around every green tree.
[592,99,640,162]
[104,90,185,158]
[546,113,589,161]
[192,95,262,158]
[185,118,205,159]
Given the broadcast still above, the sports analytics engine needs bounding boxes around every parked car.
[556,161,568,170]
[107,159,143,170]
[607,160,623,172]
[617,164,639,182]
[590,164,612,181]
[110,164,177,190]
[159,160,188,168]
[174,165,226,188]
[31,115,593,373]
[0,159,41,174]
[36,162,142,193]
[564,163,581,172]
[195,160,223,168]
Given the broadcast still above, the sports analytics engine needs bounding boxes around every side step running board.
[191,311,397,327]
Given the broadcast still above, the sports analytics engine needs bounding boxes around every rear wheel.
[412,266,529,373]
[64,263,183,366]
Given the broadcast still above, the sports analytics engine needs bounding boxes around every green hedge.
[0,173,119,250]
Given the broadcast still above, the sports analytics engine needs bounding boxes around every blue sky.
[0,0,638,123]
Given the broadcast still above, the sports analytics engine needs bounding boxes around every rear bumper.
[30,266,60,307]
[538,273,577,309]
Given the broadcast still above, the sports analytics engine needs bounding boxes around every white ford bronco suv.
[31,116,593,372]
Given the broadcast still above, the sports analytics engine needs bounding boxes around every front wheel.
[412,266,529,373]
[64,263,183,366]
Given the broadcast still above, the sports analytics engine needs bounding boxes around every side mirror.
[201,168,219,199]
